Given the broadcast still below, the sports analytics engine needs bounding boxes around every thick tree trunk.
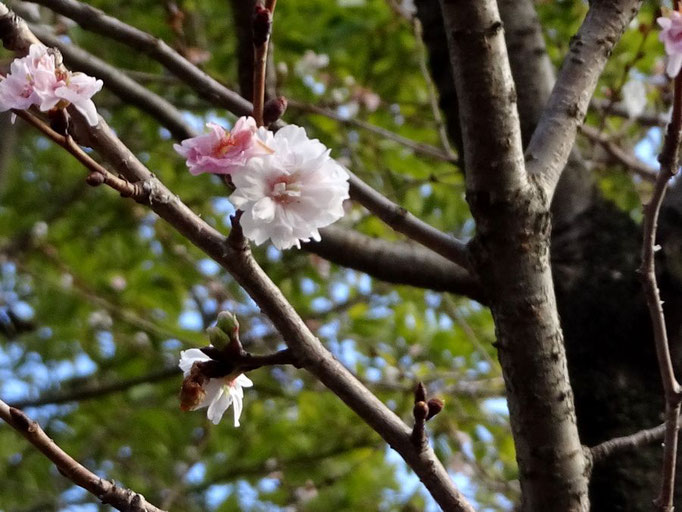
[416,0,674,509]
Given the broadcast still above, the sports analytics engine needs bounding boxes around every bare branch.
[580,124,657,182]
[640,46,682,511]
[307,226,483,300]
[0,399,167,512]
[348,170,470,269]
[526,0,643,201]
[590,420,670,465]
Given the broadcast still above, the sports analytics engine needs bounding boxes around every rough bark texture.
[437,0,589,509]
[416,0,670,509]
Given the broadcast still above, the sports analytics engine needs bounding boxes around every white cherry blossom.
[229,125,349,249]
[179,348,253,426]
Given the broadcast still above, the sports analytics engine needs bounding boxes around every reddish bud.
[426,398,444,420]
[252,6,272,47]
[263,96,288,126]
[414,382,427,403]
[86,172,105,186]
[413,400,429,422]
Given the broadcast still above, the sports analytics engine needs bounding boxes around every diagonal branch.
[0,7,477,510]
[525,0,643,201]
[0,399,167,512]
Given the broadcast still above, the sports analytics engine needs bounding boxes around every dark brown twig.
[580,124,657,182]
[641,10,682,507]
[0,400,167,512]
[13,110,150,202]
[590,419,678,465]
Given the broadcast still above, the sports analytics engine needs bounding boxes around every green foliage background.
[0,0,666,510]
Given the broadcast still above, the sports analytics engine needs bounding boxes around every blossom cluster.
[0,44,102,125]
[174,117,350,250]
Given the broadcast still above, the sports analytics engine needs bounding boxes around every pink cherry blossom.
[0,43,102,126]
[0,44,54,112]
[174,117,273,175]
[659,10,682,78]
[230,125,349,250]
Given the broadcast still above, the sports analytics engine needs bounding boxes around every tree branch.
[525,0,643,201]
[0,7,477,510]
[348,170,470,269]
[0,399,167,512]
[307,226,483,300]
[580,124,657,182]
[640,42,682,511]
[589,420,675,465]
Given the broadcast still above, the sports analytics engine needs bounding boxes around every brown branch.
[0,399,167,512]
[640,46,682,511]
[13,110,151,202]
[287,98,458,163]
[306,225,484,299]
[348,170,470,269]
[525,0,643,201]
[580,124,657,182]
[589,420,674,465]
[0,7,476,510]
[251,2,274,126]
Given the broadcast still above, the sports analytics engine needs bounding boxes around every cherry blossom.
[0,44,54,112]
[658,9,682,78]
[179,348,253,426]
[173,117,273,175]
[0,44,102,125]
[229,125,350,249]
[36,71,103,126]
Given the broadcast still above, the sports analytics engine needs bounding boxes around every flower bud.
[206,325,230,350]
[263,96,288,126]
[426,398,444,421]
[252,5,272,47]
[216,311,240,341]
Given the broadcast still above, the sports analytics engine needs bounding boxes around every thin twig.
[640,16,682,507]
[589,419,681,465]
[287,98,458,163]
[0,399,167,512]
[580,124,657,182]
[251,1,276,126]
[13,110,150,201]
